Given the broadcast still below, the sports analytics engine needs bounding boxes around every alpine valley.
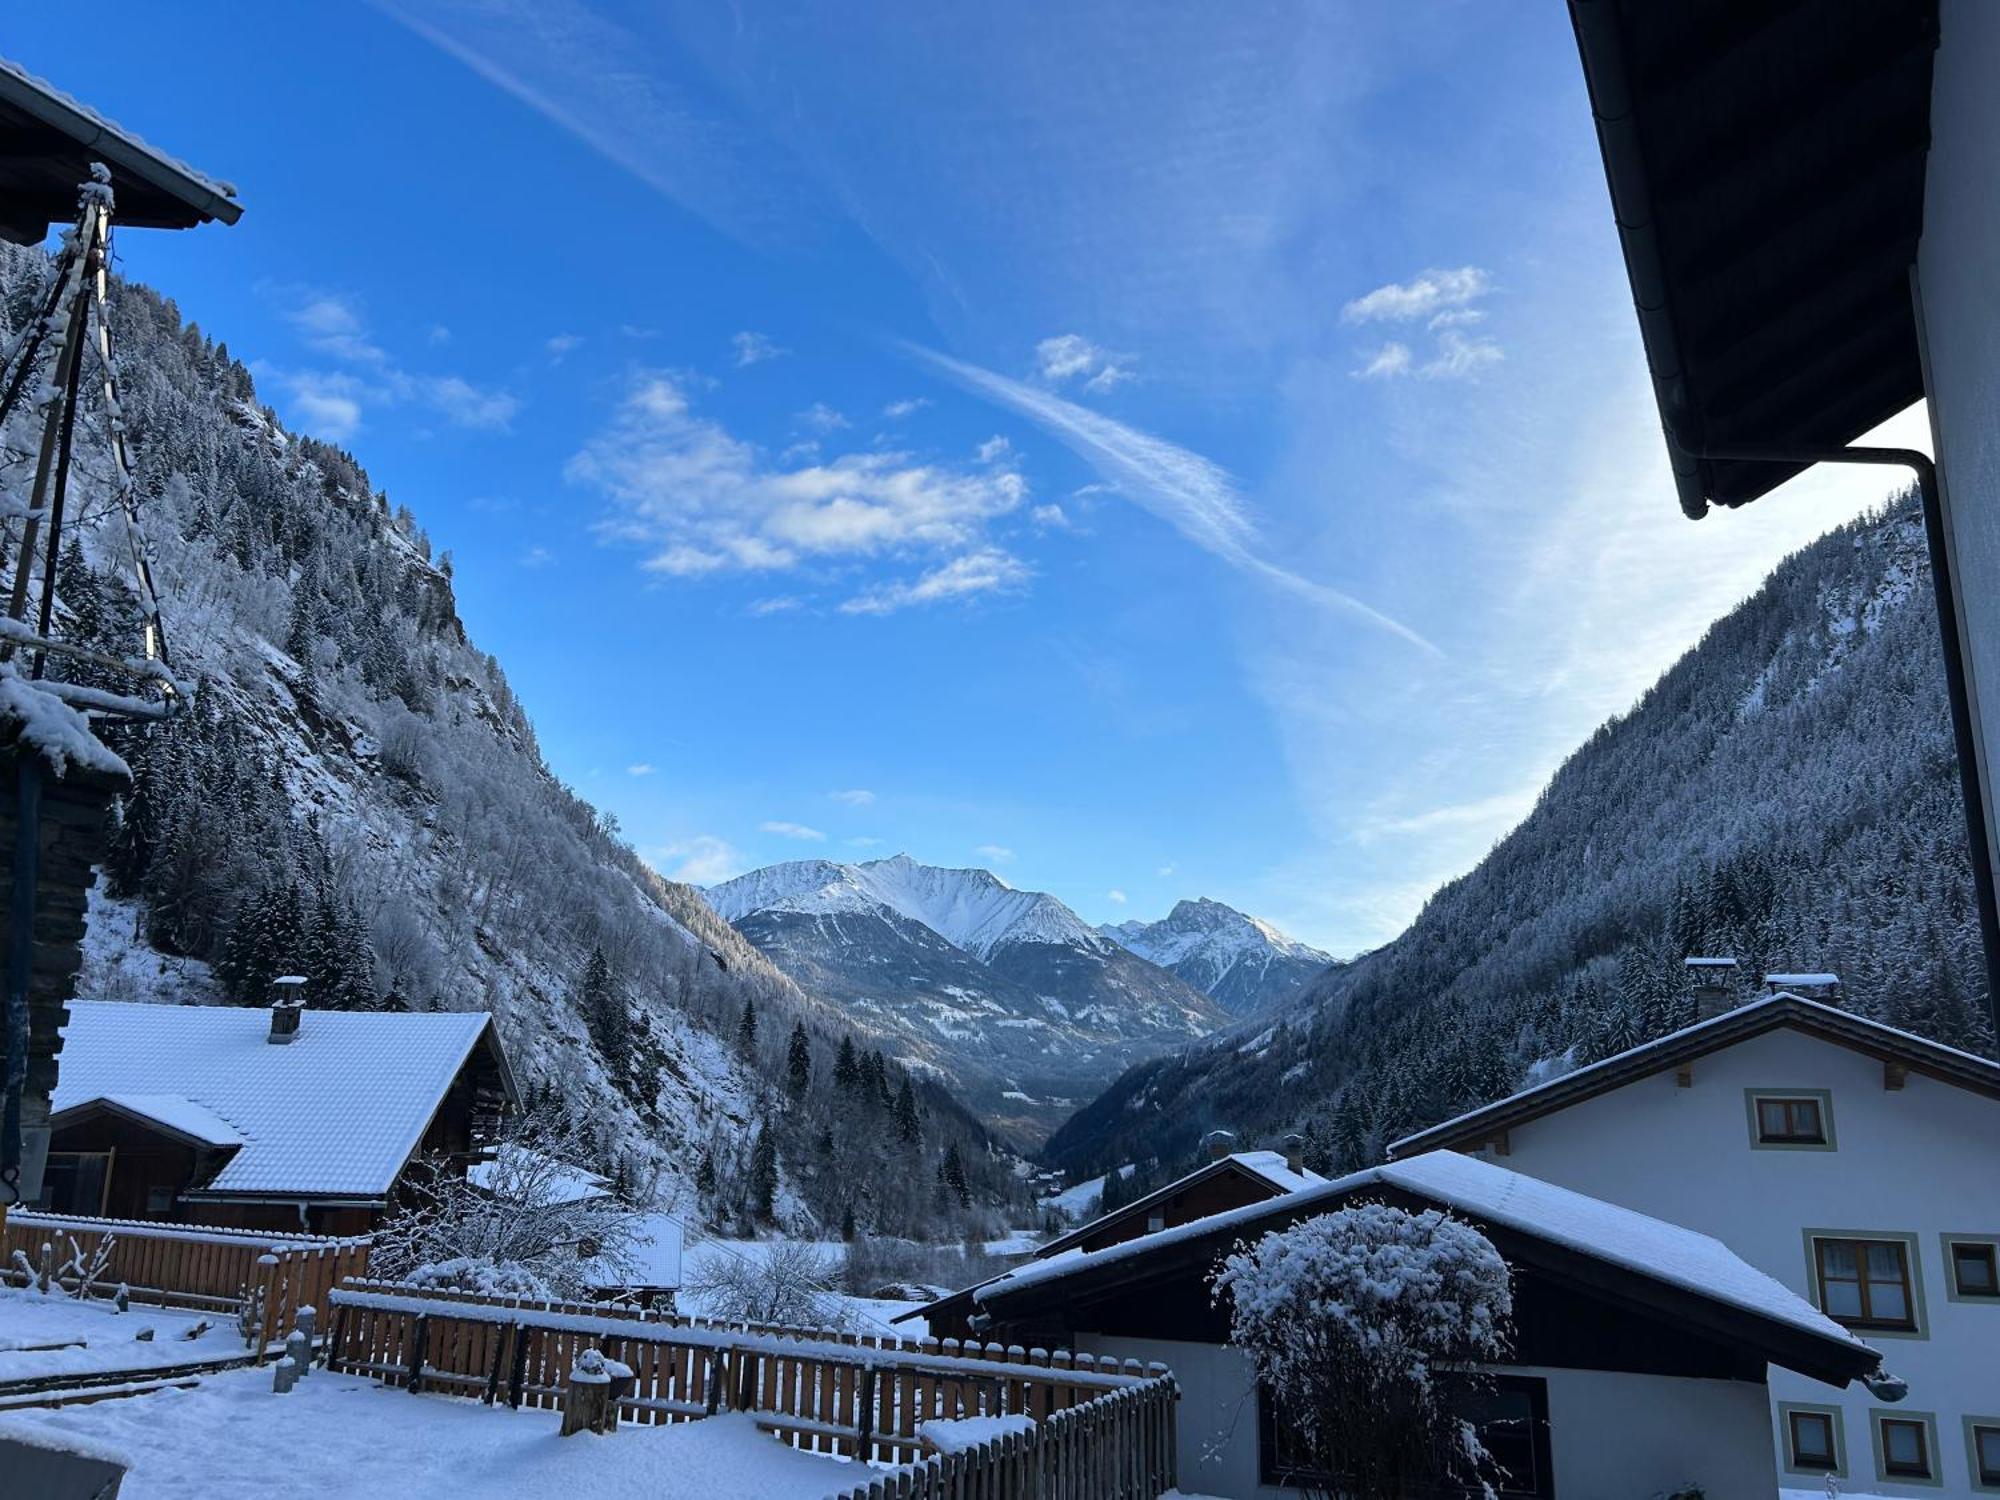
[706,856,1320,1140]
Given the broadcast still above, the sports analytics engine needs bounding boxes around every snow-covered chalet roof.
[52,1002,508,1200]
[1389,992,2000,1160]
[466,1145,609,1206]
[950,1149,1879,1385]
[55,1092,243,1149]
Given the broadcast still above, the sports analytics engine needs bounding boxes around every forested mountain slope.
[1,242,1015,1239]
[1047,498,1997,1176]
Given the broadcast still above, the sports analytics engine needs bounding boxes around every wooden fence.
[326,1283,1177,1495]
[1,1210,371,1355]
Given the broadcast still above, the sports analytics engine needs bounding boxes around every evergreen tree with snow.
[785,1021,812,1097]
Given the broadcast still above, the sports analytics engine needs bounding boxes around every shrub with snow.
[1213,1201,1513,1500]
[373,1097,646,1301]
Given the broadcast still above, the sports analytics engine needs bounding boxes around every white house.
[914,1148,1894,1499]
[1392,993,2000,1494]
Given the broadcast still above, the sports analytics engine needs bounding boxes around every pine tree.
[786,1022,812,1097]
[695,1148,718,1197]
[736,997,759,1060]
[749,1125,778,1221]
[940,1141,969,1207]
[833,1036,860,1094]
[893,1076,922,1145]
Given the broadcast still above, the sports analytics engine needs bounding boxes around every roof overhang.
[1389,995,2000,1159]
[0,58,241,242]
[969,1175,1879,1390]
[48,1094,243,1155]
[1567,0,1937,517]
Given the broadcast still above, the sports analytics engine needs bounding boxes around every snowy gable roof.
[1030,1149,1320,1264]
[1230,1149,1325,1195]
[1389,993,2000,1160]
[52,1002,504,1199]
[963,1149,1879,1385]
[55,1093,243,1149]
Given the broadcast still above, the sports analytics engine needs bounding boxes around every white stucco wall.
[1471,1028,2000,1495]
[1074,1335,1780,1500]
[1917,0,2000,925]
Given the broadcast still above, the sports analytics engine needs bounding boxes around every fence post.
[484,1322,510,1405]
[856,1364,877,1460]
[704,1348,725,1415]
[406,1314,429,1394]
[507,1322,529,1409]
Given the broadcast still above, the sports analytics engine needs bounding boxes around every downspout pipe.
[1689,441,2000,1039]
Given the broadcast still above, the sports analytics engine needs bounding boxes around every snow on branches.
[372,1095,649,1302]
[1213,1202,1513,1500]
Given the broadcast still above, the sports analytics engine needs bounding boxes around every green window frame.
[1871,1409,1942,1487]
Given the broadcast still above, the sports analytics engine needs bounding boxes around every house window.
[1813,1237,1917,1331]
[1876,1414,1935,1481]
[1756,1095,1824,1144]
[1946,1238,2000,1300]
[1746,1089,1834,1148]
[1257,1376,1551,1497]
[1970,1421,2000,1489]
[1786,1409,1840,1473]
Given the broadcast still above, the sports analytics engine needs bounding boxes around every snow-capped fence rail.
[324,1282,1178,1494]
[1,1211,370,1356]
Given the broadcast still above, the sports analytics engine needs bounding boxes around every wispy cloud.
[760,819,827,841]
[839,548,1029,615]
[651,834,744,885]
[1345,267,1501,381]
[733,331,787,367]
[883,397,930,420]
[626,763,655,776]
[1106,888,1128,904]
[1035,333,1134,393]
[370,0,803,246]
[830,789,876,806]
[545,332,583,363]
[903,343,1438,654]
[796,401,849,434]
[519,545,557,569]
[1156,862,1177,877]
[975,844,1015,864]
[573,374,1029,605]
[1342,267,1490,325]
[267,287,520,437]
[1352,786,1540,847]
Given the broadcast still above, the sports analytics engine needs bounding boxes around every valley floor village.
[4,4,2000,1498]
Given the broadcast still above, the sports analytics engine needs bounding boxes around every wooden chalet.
[39,998,515,1236]
[910,1138,1322,1339]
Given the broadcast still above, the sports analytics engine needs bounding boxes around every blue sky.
[14,4,1923,954]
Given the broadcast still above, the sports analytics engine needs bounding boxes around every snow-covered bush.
[680,1241,849,1330]
[373,1097,646,1301]
[1213,1202,1513,1500]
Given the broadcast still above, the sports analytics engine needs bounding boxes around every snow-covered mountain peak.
[708,854,1105,961]
[1100,898,1334,1016]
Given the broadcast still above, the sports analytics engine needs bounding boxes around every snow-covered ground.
[0,1288,241,1383]
[0,1368,865,1499]
[1042,1163,1134,1222]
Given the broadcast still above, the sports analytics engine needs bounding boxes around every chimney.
[1204,1129,1237,1163]
[1763,971,1842,1001]
[268,975,307,1044]
[1281,1132,1307,1175]
[1683,956,1740,1021]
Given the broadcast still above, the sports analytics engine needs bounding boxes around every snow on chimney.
[1281,1132,1307,1176]
[1683,956,1740,1020]
[1764,971,1842,1001]
[268,975,307,1043]
[1204,1129,1237,1163]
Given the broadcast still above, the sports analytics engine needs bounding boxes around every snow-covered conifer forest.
[0,241,1017,1241]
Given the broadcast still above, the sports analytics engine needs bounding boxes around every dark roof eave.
[0,61,242,229]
